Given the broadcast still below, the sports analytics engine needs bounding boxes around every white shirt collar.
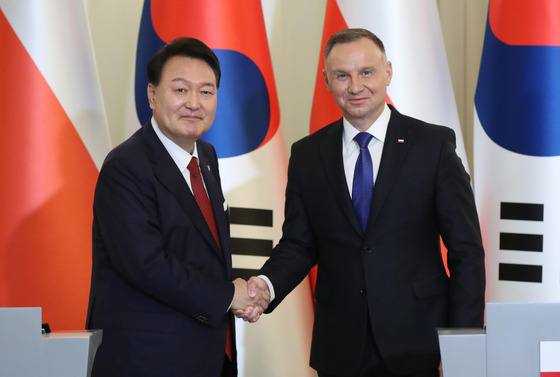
[151,117,198,172]
[342,103,391,148]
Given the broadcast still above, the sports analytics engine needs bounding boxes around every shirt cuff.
[258,275,276,302]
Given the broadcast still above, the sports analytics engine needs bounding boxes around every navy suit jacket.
[86,121,235,377]
[260,106,485,376]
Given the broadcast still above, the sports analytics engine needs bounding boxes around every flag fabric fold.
[474,0,560,302]
[0,0,111,330]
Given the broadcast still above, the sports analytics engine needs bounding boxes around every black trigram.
[498,202,544,283]
[229,207,273,280]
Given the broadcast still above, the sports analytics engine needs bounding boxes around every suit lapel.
[197,146,232,273]
[320,120,363,235]
[367,108,416,232]
[142,123,225,262]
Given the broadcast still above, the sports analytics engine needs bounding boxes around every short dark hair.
[147,37,221,88]
[324,28,386,61]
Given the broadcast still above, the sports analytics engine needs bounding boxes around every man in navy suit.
[86,37,268,377]
[240,28,485,377]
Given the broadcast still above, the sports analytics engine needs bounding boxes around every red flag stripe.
[309,0,347,134]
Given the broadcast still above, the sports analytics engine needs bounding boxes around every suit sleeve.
[436,129,486,327]
[259,143,317,311]
[93,154,234,327]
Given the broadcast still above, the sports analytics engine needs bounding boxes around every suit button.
[362,246,372,254]
[195,314,209,324]
[360,289,366,294]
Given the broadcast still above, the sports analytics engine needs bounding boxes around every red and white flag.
[541,341,560,377]
[0,1,111,330]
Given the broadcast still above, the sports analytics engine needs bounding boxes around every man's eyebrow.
[170,77,216,88]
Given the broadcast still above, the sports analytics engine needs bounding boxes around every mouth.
[348,97,368,105]
[180,115,202,121]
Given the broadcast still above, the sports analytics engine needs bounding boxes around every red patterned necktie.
[186,157,232,360]
[187,157,222,251]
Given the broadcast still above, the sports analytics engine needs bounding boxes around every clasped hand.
[231,276,270,323]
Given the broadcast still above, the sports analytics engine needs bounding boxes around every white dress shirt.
[264,104,392,303]
[342,103,391,197]
[151,117,200,193]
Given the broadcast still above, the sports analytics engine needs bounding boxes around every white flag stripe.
[336,0,468,172]
[1,0,111,168]
[541,341,560,371]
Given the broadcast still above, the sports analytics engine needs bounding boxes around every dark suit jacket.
[86,122,235,377]
[260,106,485,376]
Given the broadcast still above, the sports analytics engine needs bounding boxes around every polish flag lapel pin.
[397,138,405,144]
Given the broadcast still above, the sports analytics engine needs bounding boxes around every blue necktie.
[352,132,374,231]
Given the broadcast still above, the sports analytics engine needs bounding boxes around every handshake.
[231,276,271,323]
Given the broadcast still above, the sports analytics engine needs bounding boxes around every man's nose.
[348,76,364,94]
[184,92,200,110]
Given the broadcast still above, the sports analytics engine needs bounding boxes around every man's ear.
[147,83,156,110]
[323,69,332,93]
[385,61,393,87]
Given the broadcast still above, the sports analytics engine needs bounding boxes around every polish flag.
[541,341,560,377]
[130,1,315,376]
[474,0,560,302]
[0,1,111,329]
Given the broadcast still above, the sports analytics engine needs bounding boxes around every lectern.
[438,302,560,377]
[0,307,102,377]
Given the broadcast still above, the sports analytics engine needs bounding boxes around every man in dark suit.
[86,37,268,377]
[240,28,485,377]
